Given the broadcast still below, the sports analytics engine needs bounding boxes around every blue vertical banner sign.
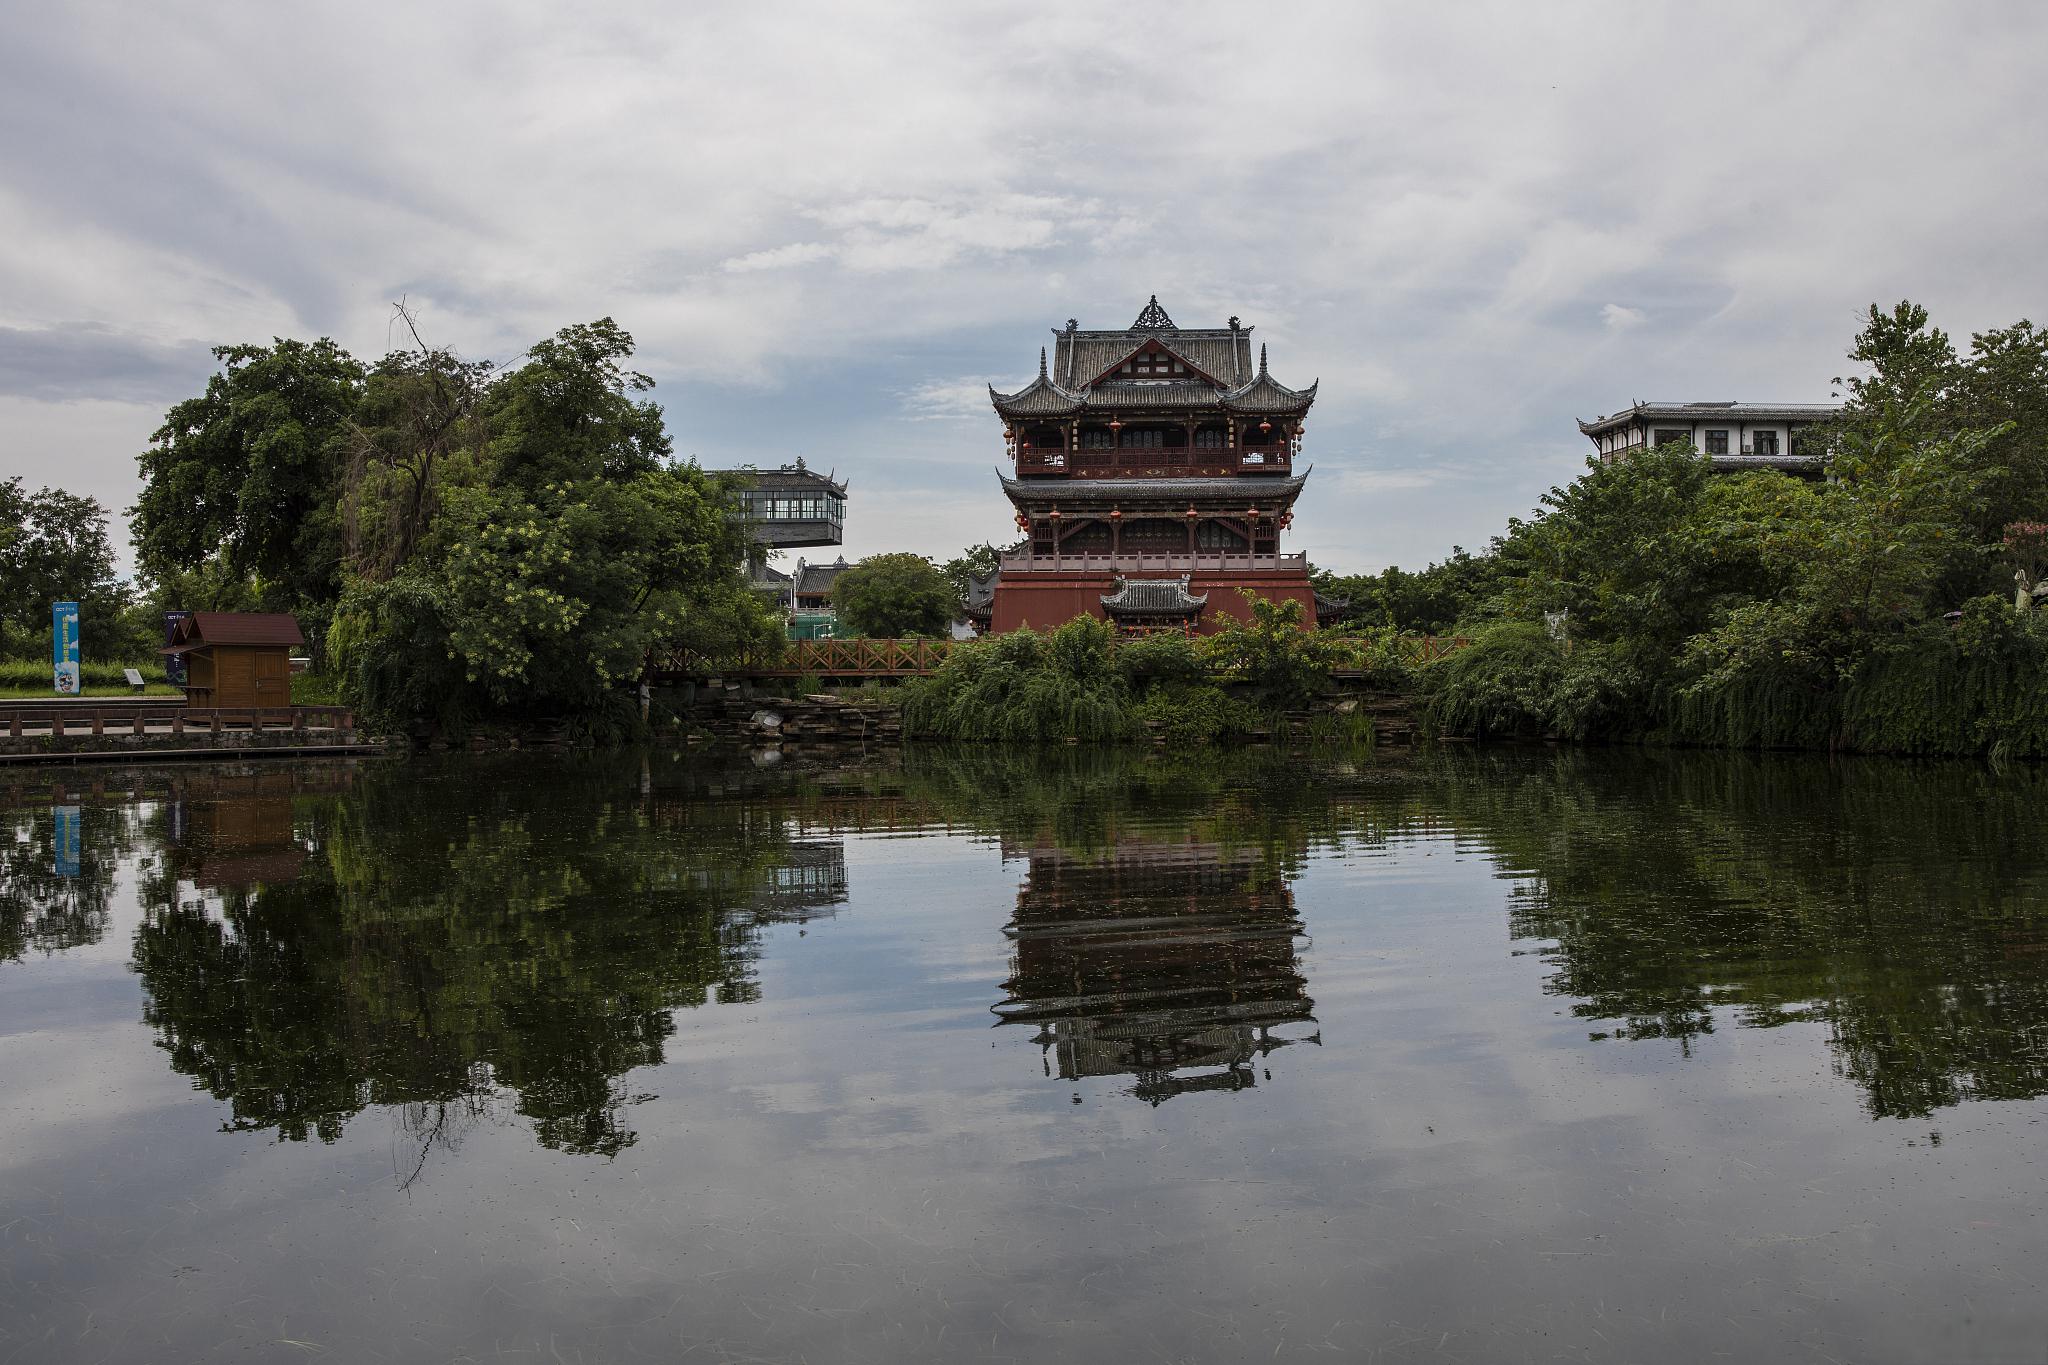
[53,805,81,877]
[52,601,81,694]
[164,610,192,684]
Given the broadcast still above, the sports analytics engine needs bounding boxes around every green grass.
[0,658,183,697]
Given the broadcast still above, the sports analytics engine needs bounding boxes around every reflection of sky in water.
[2,748,2047,1363]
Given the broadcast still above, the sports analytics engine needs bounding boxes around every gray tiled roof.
[963,572,999,611]
[1578,401,1840,434]
[1101,575,1208,615]
[1060,331,1250,388]
[998,470,1309,506]
[992,303,1315,419]
[711,464,849,494]
[989,372,1087,417]
[1220,371,1317,414]
[992,369,1315,418]
[794,556,850,595]
[1084,381,1223,408]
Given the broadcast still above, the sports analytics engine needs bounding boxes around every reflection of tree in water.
[129,756,848,1160]
[1441,751,2048,1119]
[0,775,163,962]
[2,810,114,961]
[994,840,1317,1104]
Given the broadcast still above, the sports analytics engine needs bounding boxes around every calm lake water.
[4,745,2047,1363]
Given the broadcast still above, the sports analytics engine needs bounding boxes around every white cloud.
[4,0,2046,573]
[899,378,1000,421]
[721,242,836,274]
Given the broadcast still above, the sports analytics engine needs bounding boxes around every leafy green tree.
[133,338,365,615]
[0,478,128,660]
[1199,595,1340,708]
[832,552,957,637]
[343,312,495,580]
[330,320,774,733]
[1825,301,2048,599]
[1315,550,1496,634]
[940,542,1005,597]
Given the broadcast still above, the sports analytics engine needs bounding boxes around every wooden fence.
[1,705,354,739]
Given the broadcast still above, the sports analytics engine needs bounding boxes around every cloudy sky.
[5,1,2045,578]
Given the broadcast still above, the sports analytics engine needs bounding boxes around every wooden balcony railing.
[1014,445,1292,479]
[998,550,1308,574]
[660,638,953,679]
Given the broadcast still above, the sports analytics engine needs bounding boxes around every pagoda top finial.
[1038,346,1048,378]
[1131,295,1177,331]
[1259,343,1269,377]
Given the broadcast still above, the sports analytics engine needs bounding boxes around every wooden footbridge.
[654,635,1470,683]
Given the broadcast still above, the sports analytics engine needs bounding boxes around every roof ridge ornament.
[1039,346,1048,379]
[1131,295,1177,331]
[1259,343,1269,378]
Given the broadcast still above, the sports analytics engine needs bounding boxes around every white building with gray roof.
[1578,401,1839,474]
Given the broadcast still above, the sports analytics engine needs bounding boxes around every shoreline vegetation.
[1318,301,2048,761]
[7,299,2044,761]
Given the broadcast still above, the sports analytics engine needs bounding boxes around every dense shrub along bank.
[1387,301,2048,760]
[899,600,1391,744]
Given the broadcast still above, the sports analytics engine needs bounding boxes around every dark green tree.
[832,552,958,637]
[330,320,775,732]
[132,338,365,615]
[0,478,128,659]
[940,542,1005,597]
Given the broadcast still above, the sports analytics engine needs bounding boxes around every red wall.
[989,571,1318,635]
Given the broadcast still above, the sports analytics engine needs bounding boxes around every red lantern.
[1002,427,1013,439]
[1048,507,1061,521]
[1020,438,1030,450]
[1109,507,1122,521]
[1015,513,1030,531]
[1109,418,1123,432]
[1185,505,1198,520]
[1279,511,1294,529]
[1247,506,1262,521]
[1259,418,1272,435]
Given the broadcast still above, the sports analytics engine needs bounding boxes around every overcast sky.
[4,1,2045,578]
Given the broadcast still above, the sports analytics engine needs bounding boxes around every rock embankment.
[685,690,902,747]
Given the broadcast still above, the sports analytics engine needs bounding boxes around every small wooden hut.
[162,612,303,709]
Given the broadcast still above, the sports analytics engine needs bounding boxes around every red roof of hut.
[162,612,306,654]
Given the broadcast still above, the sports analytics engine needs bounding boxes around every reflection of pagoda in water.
[743,839,847,924]
[993,839,1317,1103]
[675,835,848,926]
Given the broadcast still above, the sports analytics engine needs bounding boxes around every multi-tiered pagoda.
[983,297,1318,635]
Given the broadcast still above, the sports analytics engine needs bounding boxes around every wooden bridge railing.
[1,705,355,740]
[658,635,1470,681]
[660,638,955,679]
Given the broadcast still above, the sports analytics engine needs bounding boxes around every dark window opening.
[1705,430,1729,455]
